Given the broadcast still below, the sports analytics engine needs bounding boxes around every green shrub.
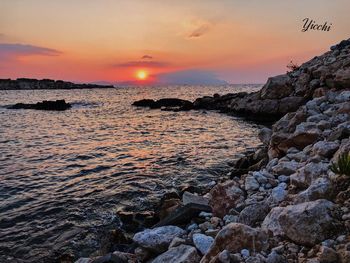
[330,152,350,176]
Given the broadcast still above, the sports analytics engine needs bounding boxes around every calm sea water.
[0,85,262,262]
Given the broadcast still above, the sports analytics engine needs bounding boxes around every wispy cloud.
[141,55,153,59]
[0,43,61,59]
[112,60,169,68]
[188,24,211,38]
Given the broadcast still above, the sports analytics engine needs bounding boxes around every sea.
[0,85,262,262]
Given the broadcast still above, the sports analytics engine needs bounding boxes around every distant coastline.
[0,78,115,90]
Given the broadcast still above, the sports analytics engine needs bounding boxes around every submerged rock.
[8,100,71,111]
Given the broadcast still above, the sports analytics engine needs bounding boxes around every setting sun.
[136,70,148,80]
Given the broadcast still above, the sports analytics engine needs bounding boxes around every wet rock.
[151,244,200,263]
[133,98,193,111]
[201,223,268,263]
[154,203,211,227]
[192,233,214,255]
[8,100,71,111]
[133,225,186,253]
[209,181,245,218]
[262,199,340,246]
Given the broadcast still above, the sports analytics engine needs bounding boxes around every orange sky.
[0,0,349,84]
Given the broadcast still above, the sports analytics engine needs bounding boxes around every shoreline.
[74,38,350,263]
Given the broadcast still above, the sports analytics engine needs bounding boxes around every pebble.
[241,249,250,259]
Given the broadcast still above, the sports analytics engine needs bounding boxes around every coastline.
[0,78,114,90]
[73,38,350,263]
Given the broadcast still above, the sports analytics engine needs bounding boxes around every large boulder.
[290,162,329,189]
[151,245,200,263]
[262,199,340,246]
[238,201,270,227]
[133,226,186,253]
[209,181,245,218]
[260,75,293,99]
[200,223,268,263]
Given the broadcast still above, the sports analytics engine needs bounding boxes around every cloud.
[0,43,61,59]
[141,55,153,59]
[188,24,211,38]
[112,60,169,68]
[157,69,227,85]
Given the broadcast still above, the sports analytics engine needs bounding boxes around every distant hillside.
[0,78,115,90]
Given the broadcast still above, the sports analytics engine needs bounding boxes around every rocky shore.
[0,78,114,90]
[75,38,350,263]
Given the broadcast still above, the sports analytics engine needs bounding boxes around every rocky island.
[0,78,114,90]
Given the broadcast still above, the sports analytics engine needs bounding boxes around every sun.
[136,70,148,80]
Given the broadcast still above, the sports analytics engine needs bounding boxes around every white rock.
[133,226,186,252]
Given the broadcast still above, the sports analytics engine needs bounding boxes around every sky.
[0,0,349,85]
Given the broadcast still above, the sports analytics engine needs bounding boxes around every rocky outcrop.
[132,98,193,111]
[8,100,72,111]
[0,78,114,90]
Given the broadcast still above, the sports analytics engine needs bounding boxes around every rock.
[266,251,286,263]
[169,237,186,248]
[8,100,72,111]
[241,249,250,259]
[238,201,270,227]
[132,99,156,107]
[75,258,92,263]
[333,68,350,89]
[262,199,340,246]
[294,178,332,203]
[192,233,214,255]
[110,251,137,263]
[209,181,245,218]
[290,162,329,189]
[133,98,193,111]
[270,183,288,203]
[133,226,186,253]
[151,244,200,263]
[182,192,209,206]
[260,75,293,99]
[312,141,340,158]
[272,161,299,176]
[245,176,260,191]
[154,203,211,227]
[201,223,268,263]
[317,246,339,263]
[259,128,272,146]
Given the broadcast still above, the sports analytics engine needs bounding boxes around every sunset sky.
[0,0,349,85]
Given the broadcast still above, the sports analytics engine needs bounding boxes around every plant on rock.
[330,152,350,176]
